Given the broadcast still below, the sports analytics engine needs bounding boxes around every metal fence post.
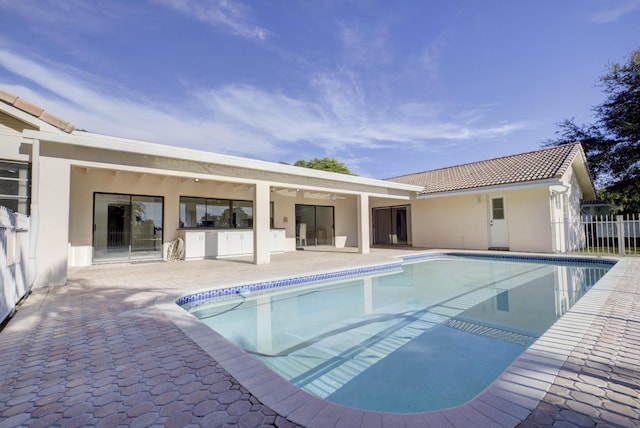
[616,215,625,256]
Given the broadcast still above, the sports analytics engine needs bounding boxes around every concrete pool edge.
[157,250,627,427]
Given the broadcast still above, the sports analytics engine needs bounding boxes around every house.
[0,89,596,289]
[385,143,595,253]
[581,200,620,217]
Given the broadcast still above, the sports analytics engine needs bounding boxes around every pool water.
[184,255,611,413]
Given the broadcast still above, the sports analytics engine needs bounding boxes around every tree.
[545,48,640,213]
[290,157,356,175]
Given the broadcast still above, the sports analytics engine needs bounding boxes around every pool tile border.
[176,261,403,309]
[177,251,616,310]
[158,251,629,427]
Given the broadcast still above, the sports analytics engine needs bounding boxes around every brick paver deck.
[1,249,638,427]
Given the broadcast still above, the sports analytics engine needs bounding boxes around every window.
[492,198,505,220]
[496,290,510,312]
[179,197,254,229]
[0,160,30,215]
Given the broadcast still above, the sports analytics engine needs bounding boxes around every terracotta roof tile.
[387,144,582,194]
[0,88,74,133]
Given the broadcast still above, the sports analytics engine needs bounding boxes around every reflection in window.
[496,290,509,312]
[179,197,254,229]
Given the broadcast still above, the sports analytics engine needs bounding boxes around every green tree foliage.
[546,48,640,213]
[291,157,356,175]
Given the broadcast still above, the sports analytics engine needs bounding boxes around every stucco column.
[357,193,370,254]
[253,181,271,265]
[35,154,71,286]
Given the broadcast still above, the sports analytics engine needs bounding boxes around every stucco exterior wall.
[550,167,585,252]
[375,187,556,253]
[0,113,32,162]
[36,156,71,286]
[334,197,358,247]
[411,194,489,250]
[505,187,553,253]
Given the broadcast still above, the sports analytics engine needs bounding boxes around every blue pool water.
[180,254,612,413]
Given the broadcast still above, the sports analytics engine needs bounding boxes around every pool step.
[446,318,537,347]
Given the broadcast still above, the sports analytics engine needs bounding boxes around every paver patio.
[1,249,638,427]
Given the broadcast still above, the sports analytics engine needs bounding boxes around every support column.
[253,181,271,265]
[35,154,71,286]
[357,193,370,254]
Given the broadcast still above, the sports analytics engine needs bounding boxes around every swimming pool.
[178,253,613,413]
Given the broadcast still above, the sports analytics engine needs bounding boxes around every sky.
[0,1,639,179]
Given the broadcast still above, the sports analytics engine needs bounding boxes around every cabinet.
[183,231,205,259]
[182,229,285,259]
[270,229,286,253]
[213,231,253,256]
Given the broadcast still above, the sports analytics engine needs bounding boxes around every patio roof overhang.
[23,129,423,200]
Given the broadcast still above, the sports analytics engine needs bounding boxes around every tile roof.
[386,143,583,194]
[0,88,74,133]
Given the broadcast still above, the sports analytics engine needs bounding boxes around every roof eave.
[416,178,563,199]
[22,129,424,193]
[571,145,597,200]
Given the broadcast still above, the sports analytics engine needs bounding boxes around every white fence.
[579,214,640,256]
[1,206,32,325]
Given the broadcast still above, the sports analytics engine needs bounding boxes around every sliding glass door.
[295,204,334,247]
[93,193,164,263]
[373,206,411,246]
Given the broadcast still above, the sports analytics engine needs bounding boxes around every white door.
[489,196,509,249]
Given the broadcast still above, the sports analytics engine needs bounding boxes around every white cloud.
[420,31,450,80]
[154,0,269,41]
[0,0,133,31]
[590,0,640,23]
[337,21,393,66]
[0,48,528,166]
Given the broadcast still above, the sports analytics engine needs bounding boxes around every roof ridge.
[0,88,75,133]
[386,143,581,180]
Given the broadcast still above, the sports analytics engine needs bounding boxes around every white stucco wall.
[36,156,71,286]
[0,113,32,162]
[505,187,553,253]
[411,194,489,250]
[376,186,556,253]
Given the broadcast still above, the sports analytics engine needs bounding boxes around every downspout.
[27,138,39,288]
[550,183,571,253]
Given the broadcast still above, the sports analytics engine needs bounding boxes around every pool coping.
[156,250,626,427]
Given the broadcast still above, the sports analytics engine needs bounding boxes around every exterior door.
[373,206,411,245]
[295,204,334,247]
[93,193,164,263]
[489,196,509,249]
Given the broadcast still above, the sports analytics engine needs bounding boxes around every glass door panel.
[296,205,315,247]
[295,204,335,247]
[373,208,392,245]
[93,193,164,263]
[93,193,131,263]
[130,196,164,262]
[392,206,410,244]
[373,206,411,246]
[315,206,334,246]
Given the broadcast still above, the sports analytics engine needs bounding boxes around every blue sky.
[0,1,639,179]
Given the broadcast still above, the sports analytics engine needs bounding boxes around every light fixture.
[194,178,200,183]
